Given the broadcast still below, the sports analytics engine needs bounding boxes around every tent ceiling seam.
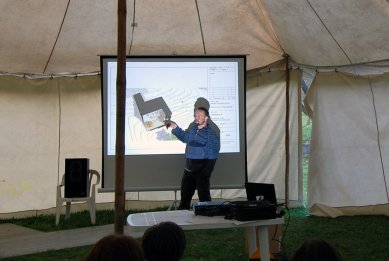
[128,0,136,54]
[368,77,389,202]
[295,58,389,72]
[43,0,71,74]
[306,0,353,65]
[0,71,99,79]
[255,0,285,54]
[195,0,207,55]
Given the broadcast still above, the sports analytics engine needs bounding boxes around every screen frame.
[100,55,247,192]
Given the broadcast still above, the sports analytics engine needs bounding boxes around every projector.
[192,201,231,216]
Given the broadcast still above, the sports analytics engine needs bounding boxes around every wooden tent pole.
[284,54,290,208]
[114,0,127,235]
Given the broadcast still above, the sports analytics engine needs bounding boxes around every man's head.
[194,107,209,127]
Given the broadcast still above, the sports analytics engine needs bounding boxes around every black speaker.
[65,158,89,198]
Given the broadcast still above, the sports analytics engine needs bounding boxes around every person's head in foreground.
[291,238,342,261]
[142,221,186,261]
[84,234,144,261]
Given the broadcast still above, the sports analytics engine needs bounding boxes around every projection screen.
[100,55,247,192]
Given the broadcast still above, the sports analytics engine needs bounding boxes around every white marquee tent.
[0,0,388,217]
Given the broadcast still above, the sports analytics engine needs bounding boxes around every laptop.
[225,182,280,221]
[245,182,278,206]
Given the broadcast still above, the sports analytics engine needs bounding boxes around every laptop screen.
[245,182,277,205]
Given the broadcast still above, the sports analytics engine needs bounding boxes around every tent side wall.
[0,77,60,213]
[0,68,302,217]
[305,71,389,217]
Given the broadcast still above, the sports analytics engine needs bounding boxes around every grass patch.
[1,246,91,261]
[2,208,389,261]
[184,228,247,261]
[0,208,167,232]
[282,210,389,261]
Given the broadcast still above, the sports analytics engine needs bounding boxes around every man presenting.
[166,106,220,210]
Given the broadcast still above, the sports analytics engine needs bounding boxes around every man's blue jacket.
[172,123,220,160]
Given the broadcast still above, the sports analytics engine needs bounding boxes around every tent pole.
[284,54,290,208]
[114,0,127,235]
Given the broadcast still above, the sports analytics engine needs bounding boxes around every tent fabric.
[310,203,389,218]
[0,77,59,212]
[261,0,389,66]
[0,1,389,216]
[0,76,112,213]
[305,72,389,211]
[0,68,301,214]
[0,0,283,74]
[1,1,388,76]
[243,68,301,203]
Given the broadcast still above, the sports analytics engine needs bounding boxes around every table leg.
[246,227,257,257]
[258,226,270,261]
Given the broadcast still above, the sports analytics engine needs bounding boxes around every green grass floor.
[1,207,389,260]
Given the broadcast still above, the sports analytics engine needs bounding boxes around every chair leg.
[65,202,71,220]
[88,199,96,224]
[55,201,62,226]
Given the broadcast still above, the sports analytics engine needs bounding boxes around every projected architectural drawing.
[106,61,240,156]
[133,93,172,131]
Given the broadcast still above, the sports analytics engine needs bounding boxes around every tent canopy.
[1,0,389,217]
[1,0,388,75]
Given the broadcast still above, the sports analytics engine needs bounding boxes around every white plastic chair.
[55,169,100,226]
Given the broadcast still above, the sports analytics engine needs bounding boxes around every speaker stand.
[168,190,180,210]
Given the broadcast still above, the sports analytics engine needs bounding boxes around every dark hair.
[291,238,342,261]
[84,234,144,261]
[142,221,186,261]
[195,106,209,117]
